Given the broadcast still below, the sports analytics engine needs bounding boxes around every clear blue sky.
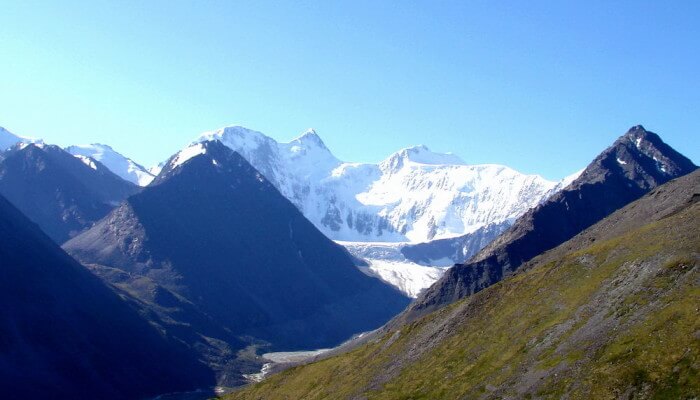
[0,1,697,179]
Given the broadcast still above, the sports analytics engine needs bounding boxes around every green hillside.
[227,177,699,399]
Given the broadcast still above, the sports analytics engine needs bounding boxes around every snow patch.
[75,154,98,170]
[171,143,206,168]
[617,157,627,165]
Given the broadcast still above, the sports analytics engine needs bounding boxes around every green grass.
[226,204,700,400]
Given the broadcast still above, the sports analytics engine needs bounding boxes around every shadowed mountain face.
[0,143,139,243]
[405,126,696,320]
[0,193,214,399]
[64,141,410,353]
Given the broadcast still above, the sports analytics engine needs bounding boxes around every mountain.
[0,192,214,399]
[405,125,697,320]
[182,126,560,243]
[0,143,139,243]
[0,126,40,150]
[64,141,410,357]
[66,143,155,186]
[226,168,700,400]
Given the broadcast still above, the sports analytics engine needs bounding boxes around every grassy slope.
[227,201,699,400]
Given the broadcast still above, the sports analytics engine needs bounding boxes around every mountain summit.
[168,125,560,243]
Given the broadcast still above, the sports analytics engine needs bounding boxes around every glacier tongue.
[342,241,448,298]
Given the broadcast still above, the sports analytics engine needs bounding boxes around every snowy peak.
[66,143,155,186]
[0,126,42,151]
[196,125,276,155]
[379,145,466,172]
[291,128,328,149]
[155,140,268,188]
[167,142,208,169]
[161,124,562,243]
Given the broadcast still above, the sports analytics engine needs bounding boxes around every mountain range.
[0,124,579,296]
[166,126,579,295]
[183,126,568,244]
[0,122,696,398]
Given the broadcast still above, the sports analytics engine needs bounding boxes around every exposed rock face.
[0,143,139,243]
[0,193,214,399]
[405,126,697,320]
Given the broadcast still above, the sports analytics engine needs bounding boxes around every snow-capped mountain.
[163,125,574,297]
[0,126,41,151]
[178,125,561,244]
[66,144,155,186]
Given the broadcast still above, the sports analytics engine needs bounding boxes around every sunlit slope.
[227,172,699,400]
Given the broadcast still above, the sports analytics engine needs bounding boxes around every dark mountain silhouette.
[64,141,409,356]
[0,193,214,399]
[0,143,139,243]
[405,125,697,320]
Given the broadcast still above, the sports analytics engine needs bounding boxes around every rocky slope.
[0,143,139,243]
[405,125,697,320]
[226,168,700,400]
[0,192,213,399]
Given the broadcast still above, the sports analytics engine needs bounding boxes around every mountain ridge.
[404,125,697,320]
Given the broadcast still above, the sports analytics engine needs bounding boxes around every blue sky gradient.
[0,1,697,179]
